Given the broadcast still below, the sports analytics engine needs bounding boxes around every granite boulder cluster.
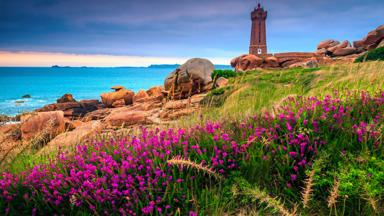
[316,25,384,57]
[230,52,319,71]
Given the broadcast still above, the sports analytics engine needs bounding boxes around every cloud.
[0,0,383,59]
[0,51,231,67]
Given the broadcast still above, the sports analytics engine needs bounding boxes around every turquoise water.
[0,66,231,116]
[0,67,174,116]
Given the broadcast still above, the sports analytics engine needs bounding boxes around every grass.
[178,61,384,128]
[1,61,384,215]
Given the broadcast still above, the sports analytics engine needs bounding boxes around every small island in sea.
[0,1,383,215]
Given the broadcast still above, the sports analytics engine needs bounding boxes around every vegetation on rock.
[211,69,237,79]
[355,47,384,62]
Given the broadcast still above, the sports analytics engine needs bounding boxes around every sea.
[0,65,231,116]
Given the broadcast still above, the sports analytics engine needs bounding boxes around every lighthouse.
[249,3,267,55]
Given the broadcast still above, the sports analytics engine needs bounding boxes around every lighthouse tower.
[249,3,267,55]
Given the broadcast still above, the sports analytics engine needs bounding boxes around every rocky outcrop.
[105,110,149,127]
[317,39,340,50]
[36,99,102,119]
[164,58,214,99]
[315,39,358,57]
[39,120,104,155]
[20,111,65,140]
[146,86,164,98]
[101,86,135,108]
[353,25,384,51]
[378,39,384,48]
[316,40,356,57]
[215,77,229,88]
[57,94,76,103]
[231,52,319,71]
[160,94,205,120]
[315,25,384,58]
[83,108,112,121]
[133,90,150,103]
[288,59,319,69]
[332,47,357,57]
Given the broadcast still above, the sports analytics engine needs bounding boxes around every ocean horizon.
[0,65,231,116]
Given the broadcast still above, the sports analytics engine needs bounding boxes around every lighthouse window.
[257,48,262,54]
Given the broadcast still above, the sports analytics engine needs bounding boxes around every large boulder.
[328,40,350,53]
[215,77,229,88]
[57,94,76,103]
[332,47,357,56]
[264,56,279,68]
[230,54,246,67]
[39,120,104,155]
[353,25,384,51]
[36,100,101,119]
[164,58,214,99]
[240,55,263,70]
[146,86,164,98]
[231,54,263,71]
[133,90,150,103]
[317,39,340,50]
[104,107,152,127]
[100,87,134,108]
[20,111,65,140]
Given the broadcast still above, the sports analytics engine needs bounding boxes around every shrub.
[211,87,225,95]
[355,47,384,62]
[212,70,237,79]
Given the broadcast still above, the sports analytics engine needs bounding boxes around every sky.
[0,0,383,66]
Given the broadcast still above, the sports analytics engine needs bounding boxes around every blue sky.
[0,0,383,66]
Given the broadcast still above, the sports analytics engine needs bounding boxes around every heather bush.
[0,90,383,215]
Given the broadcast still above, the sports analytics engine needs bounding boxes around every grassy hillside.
[1,61,383,215]
[180,61,384,127]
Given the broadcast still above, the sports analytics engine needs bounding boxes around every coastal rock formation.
[332,47,357,57]
[57,94,76,103]
[20,111,65,140]
[83,108,112,121]
[159,94,205,120]
[39,120,104,155]
[264,56,279,68]
[164,58,214,99]
[289,58,319,69]
[133,90,149,103]
[104,106,154,127]
[317,39,340,50]
[22,94,31,99]
[353,25,384,51]
[215,77,229,88]
[100,86,134,108]
[315,25,384,58]
[36,99,101,119]
[378,39,384,48]
[315,39,357,57]
[146,86,164,98]
[231,52,319,71]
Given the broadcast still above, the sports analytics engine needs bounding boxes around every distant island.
[148,64,180,68]
[50,64,232,69]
